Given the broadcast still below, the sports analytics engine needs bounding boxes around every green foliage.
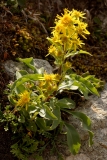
[11,135,38,160]
[0,9,104,160]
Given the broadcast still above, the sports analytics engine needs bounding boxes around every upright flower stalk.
[47,8,90,75]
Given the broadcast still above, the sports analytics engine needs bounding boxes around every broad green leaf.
[11,74,43,91]
[70,111,94,146]
[14,84,25,94]
[27,106,38,114]
[16,70,28,79]
[65,122,81,155]
[71,74,99,97]
[44,105,57,120]
[49,105,61,130]
[62,109,94,146]
[58,75,78,92]
[18,57,37,73]
[72,81,89,99]
[82,72,104,89]
[58,81,73,91]
[36,118,49,131]
[56,98,75,109]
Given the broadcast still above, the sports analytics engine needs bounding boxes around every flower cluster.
[38,73,60,97]
[16,90,31,109]
[47,9,90,62]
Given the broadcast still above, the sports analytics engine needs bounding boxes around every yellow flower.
[48,45,56,54]
[77,22,90,38]
[38,73,60,97]
[16,90,30,107]
[48,45,64,58]
[44,73,60,82]
[64,61,71,68]
[55,9,74,26]
[63,61,71,72]
[47,8,90,58]
[54,23,65,34]
[69,37,84,51]
[72,9,86,19]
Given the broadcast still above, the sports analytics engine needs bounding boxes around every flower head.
[44,73,60,82]
[16,90,30,107]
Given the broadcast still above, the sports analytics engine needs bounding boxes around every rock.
[3,59,53,79]
[66,154,90,160]
[68,83,107,160]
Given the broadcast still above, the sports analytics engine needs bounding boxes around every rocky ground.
[0,0,107,159]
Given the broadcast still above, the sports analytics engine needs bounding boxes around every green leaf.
[14,84,25,94]
[27,105,38,114]
[58,75,78,91]
[79,50,92,55]
[16,70,28,79]
[56,98,75,109]
[71,74,100,97]
[70,111,94,146]
[65,122,81,155]
[8,95,17,105]
[65,50,91,59]
[82,72,104,89]
[26,120,37,132]
[18,57,37,73]
[72,81,89,99]
[11,74,43,91]
[44,105,58,120]
[49,105,61,130]
[62,109,94,146]
[36,118,49,131]
[18,114,25,123]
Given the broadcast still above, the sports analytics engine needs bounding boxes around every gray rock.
[3,59,53,79]
[66,154,90,160]
[68,83,107,160]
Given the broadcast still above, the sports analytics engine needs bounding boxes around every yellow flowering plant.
[0,9,103,160]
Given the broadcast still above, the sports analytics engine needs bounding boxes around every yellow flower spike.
[16,90,30,108]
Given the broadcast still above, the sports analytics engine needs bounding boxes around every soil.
[0,0,107,160]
